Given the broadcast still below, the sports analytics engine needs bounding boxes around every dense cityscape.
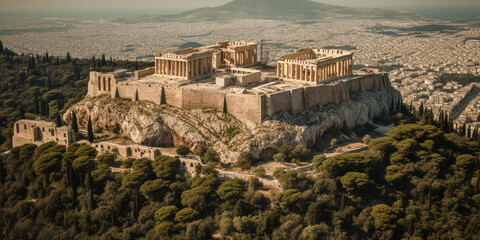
[2,16,479,130]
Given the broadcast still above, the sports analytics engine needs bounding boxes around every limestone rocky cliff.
[64,81,401,163]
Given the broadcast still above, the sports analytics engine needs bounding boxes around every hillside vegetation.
[1,97,480,238]
[0,41,154,152]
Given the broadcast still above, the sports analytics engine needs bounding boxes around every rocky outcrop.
[64,80,401,163]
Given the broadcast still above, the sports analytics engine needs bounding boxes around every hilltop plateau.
[63,75,401,163]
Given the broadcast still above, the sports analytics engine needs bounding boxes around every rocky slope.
[64,85,401,163]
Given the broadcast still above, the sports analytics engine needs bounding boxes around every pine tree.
[467,125,472,139]
[461,123,466,136]
[72,111,78,133]
[34,95,39,115]
[56,112,63,127]
[66,52,71,62]
[0,40,3,54]
[18,104,25,119]
[87,116,94,142]
[419,102,424,117]
[439,110,445,130]
[39,99,45,116]
[46,75,52,89]
[101,54,107,66]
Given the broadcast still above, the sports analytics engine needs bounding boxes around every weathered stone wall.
[290,88,305,114]
[86,140,200,176]
[88,72,116,97]
[136,84,163,104]
[226,94,265,124]
[134,67,155,79]
[266,91,292,117]
[116,84,137,100]
[265,73,391,118]
[12,120,75,147]
[87,72,392,124]
[182,89,225,111]
[164,87,184,109]
[237,71,261,86]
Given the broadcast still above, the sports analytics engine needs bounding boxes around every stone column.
[277,62,280,78]
[300,65,304,81]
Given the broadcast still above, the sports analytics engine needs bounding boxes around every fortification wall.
[290,88,305,114]
[136,84,163,104]
[182,89,225,111]
[134,67,155,79]
[164,87,183,109]
[116,84,137,100]
[226,94,265,124]
[266,91,292,117]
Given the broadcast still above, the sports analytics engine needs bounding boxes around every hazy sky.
[1,0,479,12]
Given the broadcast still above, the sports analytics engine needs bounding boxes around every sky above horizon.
[1,0,479,12]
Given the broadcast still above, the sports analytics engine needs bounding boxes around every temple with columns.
[277,48,353,84]
[154,41,258,80]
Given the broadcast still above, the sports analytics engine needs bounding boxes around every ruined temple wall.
[164,87,183,109]
[226,94,265,124]
[88,72,116,97]
[182,89,225,111]
[266,91,292,117]
[135,84,163,104]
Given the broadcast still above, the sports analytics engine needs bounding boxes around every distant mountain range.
[113,0,414,23]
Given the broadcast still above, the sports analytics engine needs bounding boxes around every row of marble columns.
[277,57,353,83]
[156,57,212,79]
[225,48,257,66]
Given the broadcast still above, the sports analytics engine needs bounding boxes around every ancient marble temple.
[277,48,353,84]
[154,41,258,80]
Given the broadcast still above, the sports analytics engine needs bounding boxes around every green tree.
[72,156,95,175]
[203,147,220,163]
[340,172,372,193]
[176,145,190,155]
[96,153,116,166]
[140,178,170,201]
[175,208,199,222]
[216,179,247,202]
[56,112,63,127]
[152,155,180,180]
[71,111,78,133]
[255,167,266,177]
[33,152,63,178]
[87,116,94,142]
[236,152,253,170]
[273,153,287,162]
[155,206,179,222]
[370,204,397,230]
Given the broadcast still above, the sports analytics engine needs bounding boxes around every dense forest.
[1,104,480,239]
[1,41,480,239]
[0,40,154,151]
